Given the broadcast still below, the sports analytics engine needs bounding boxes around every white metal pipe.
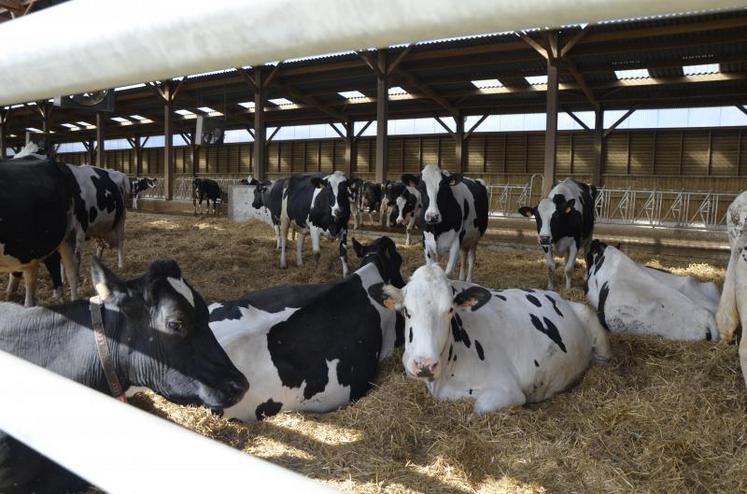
[0,350,337,494]
[0,0,743,106]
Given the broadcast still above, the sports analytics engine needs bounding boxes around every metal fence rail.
[133,176,246,201]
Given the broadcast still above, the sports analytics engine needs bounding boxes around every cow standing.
[273,171,351,276]
[243,176,283,249]
[373,263,610,416]
[0,257,248,493]
[360,181,384,225]
[419,164,488,282]
[395,174,423,246]
[129,176,158,209]
[519,178,597,290]
[1,153,79,306]
[209,236,405,421]
[716,191,747,387]
[348,177,363,230]
[193,178,224,215]
[585,240,719,341]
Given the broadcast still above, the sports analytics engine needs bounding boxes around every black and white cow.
[348,177,363,230]
[193,178,224,215]
[208,236,405,421]
[395,174,423,246]
[274,171,351,276]
[585,240,719,341]
[360,181,384,225]
[419,164,489,282]
[249,177,286,249]
[382,181,406,228]
[129,176,158,209]
[519,178,597,290]
[716,191,747,387]
[1,153,79,306]
[373,262,610,415]
[0,257,249,493]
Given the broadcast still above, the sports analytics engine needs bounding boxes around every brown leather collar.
[89,297,127,403]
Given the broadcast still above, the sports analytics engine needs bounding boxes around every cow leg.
[544,247,556,290]
[717,250,739,343]
[295,230,306,267]
[472,386,526,417]
[43,252,63,301]
[279,218,290,269]
[444,240,460,277]
[466,247,476,282]
[115,218,126,269]
[7,273,21,299]
[58,236,78,301]
[273,224,281,250]
[310,226,321,263]
[564,244,578,289]
[339,228,349,277]
[458,249,467,281]
[22,263,39,307]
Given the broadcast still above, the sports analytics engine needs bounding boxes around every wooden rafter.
[391,66,459,117]
[560,26,590,57]
[266,126,281,144]
[564,58,599,110]
[355,120,373,139]
[356,50,384,78]
[278,83,346,123]
[387,44,414,75]
[604,108,636,137]
[465,114,489,140]
[434,115,455,137]
[737,105,747,117]
[563,109,591,131]
[517,31,549,60]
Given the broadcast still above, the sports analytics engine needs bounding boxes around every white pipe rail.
[0,0,743,105]
[0,350,337,494]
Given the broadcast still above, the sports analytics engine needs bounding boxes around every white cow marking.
[168,277,195,307]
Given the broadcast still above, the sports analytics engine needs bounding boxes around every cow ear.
[311,177,325,189]
[401,174,420,187]
[563,199,576,214]
[368,283,402,310]
[90,257,125,301]
[518,206,535,218]
[453,286,491,311]
[352,238,365,258]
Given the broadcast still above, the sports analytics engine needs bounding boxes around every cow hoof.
[313,252,320,262]
[280,263,287,270]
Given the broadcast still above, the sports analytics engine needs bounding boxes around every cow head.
[251,181,271,210]
[395,188,418,226]
[420,164,462,225]
[361,182,382,211]
[240,175,260,186]
[90,257,248,409]
[348,178,363,203]
[311,171,351,234]
[353,236,405,288]
[374,263,487,381]
[518,194,577,248]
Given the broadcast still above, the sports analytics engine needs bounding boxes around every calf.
[209,236,405,421]
[129,176,158,209]
[519,178,596,289]
[193,178,224,214]
[585,240,718,341]
[374,263,610,415]
[0,257,248,493]
[274,171,351,276]
[1,154,79,306]
[716,191,747,387]
[419,164,489,282]
[395,174,423,246]
[360,181,384,225]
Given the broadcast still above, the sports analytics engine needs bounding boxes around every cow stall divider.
[0,0,743,490]
[0,350,337,494]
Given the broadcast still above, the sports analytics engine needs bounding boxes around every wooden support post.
[344,118,355,176]
[95,112,105,167]
[253,67,267,180]
[164,99,173,199]
[375,50,388,183]
[0,109,7,159]
[542,31,559,197]
[454,112,465,173]
[592,108,604,186]
[132,135,143,175]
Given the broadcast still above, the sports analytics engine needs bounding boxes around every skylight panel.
[683,63,719,75]
[174,109,195,116]
[471,79,503,89]
[614,68,650,79]
[76,121,95,128]
[269,98,293,106]
[60,123,80,130]
[388,87,407,95]
[525,75,548,85]
[26,127,43,133]
[238,101,255,109]
[338,90,365,99]
[110,116,131,124]
[115,83,146,91]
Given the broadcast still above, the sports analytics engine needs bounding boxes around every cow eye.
[167,320,184,334]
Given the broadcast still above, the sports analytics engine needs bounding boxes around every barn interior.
[1,1,747,493]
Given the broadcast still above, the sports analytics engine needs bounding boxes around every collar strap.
[89,296,127,403]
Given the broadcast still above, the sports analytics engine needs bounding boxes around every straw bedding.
[16,211,747,493]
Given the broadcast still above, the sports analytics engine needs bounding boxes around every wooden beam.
[95,112,105,167]
[737,105,747,117]
[518,32,549,60]
[604,108,636,138]
[355,120,373,139]
[465,114,488,141]
[454,113,465,173]
[357,50,384,79]
[375,50,388,183]
[263,62,284,88]
[163,100,174,199]
[560,26,590,57]
[0,108,7,159]
[344,118,355,176]
[234,67,257,90]
[328,122,345,139]
[280,83,347,123]
[592,108,604,186]
[266,126,281,144]
[386,44,414,75]
[564,109,591,131]
[564,57,599,110]
[434,115,455,137]
[542,31,559,197]
[253,67,266,179]
[391,66,459,117]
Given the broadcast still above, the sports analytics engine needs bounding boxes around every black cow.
[129,176,158,209]
[272,171,351,276]
[0,257,248,493]
[193,178,224,215]
[519,178,597,289]
[0,155,79,306]
[360,181,384,225]
[208,236,405,421]
[418,164,489,282]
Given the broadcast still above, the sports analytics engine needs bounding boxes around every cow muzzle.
[425,212,441,225]
[539,235,552,246]
[410,358,440,380]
